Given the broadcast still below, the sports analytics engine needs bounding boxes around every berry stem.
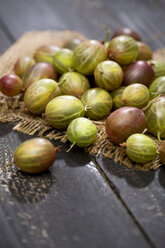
[84,105,92,111]
[67,141,76,152]
[58,78,66,86]
[69,67,74,72]
[55,146,61,153]
[157,132,162,143]
[120,142,126,147]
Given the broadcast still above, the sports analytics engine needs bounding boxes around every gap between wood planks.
[91,156,156,248]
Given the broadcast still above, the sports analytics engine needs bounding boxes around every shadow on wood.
[99,155,155,188]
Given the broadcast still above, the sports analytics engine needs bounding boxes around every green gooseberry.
[14,138,58,173]
[94,60,123,91]
[144,96,165,141]
[45,95,85,129]
[14,57,36,77]
[24,79,58,114]
[53,48,73,74]
[67,117,97,151]
[72,40,107,75]
[59,71,90,98]
[126,134,157,163]
[22,62,57,89]
[122,83,150,108]
[81,88,113,120]
[3,138,60,174]
[108,35,138,65]
[148,60,165,78]
[149,76,165,99]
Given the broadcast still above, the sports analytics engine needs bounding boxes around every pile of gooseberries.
[1,27,165,173]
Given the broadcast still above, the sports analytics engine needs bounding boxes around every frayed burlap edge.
[0,30,164,171]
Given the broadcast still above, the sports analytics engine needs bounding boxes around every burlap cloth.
[0,30,164,171]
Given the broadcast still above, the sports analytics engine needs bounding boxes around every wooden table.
[0,0,165,247]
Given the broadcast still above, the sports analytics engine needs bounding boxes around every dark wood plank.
[0,0,67,39]
[0,123,151,248]
[1,0,165,50]
[93,156,165,248]
[0,26,12,54]
[0,205,22,248]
